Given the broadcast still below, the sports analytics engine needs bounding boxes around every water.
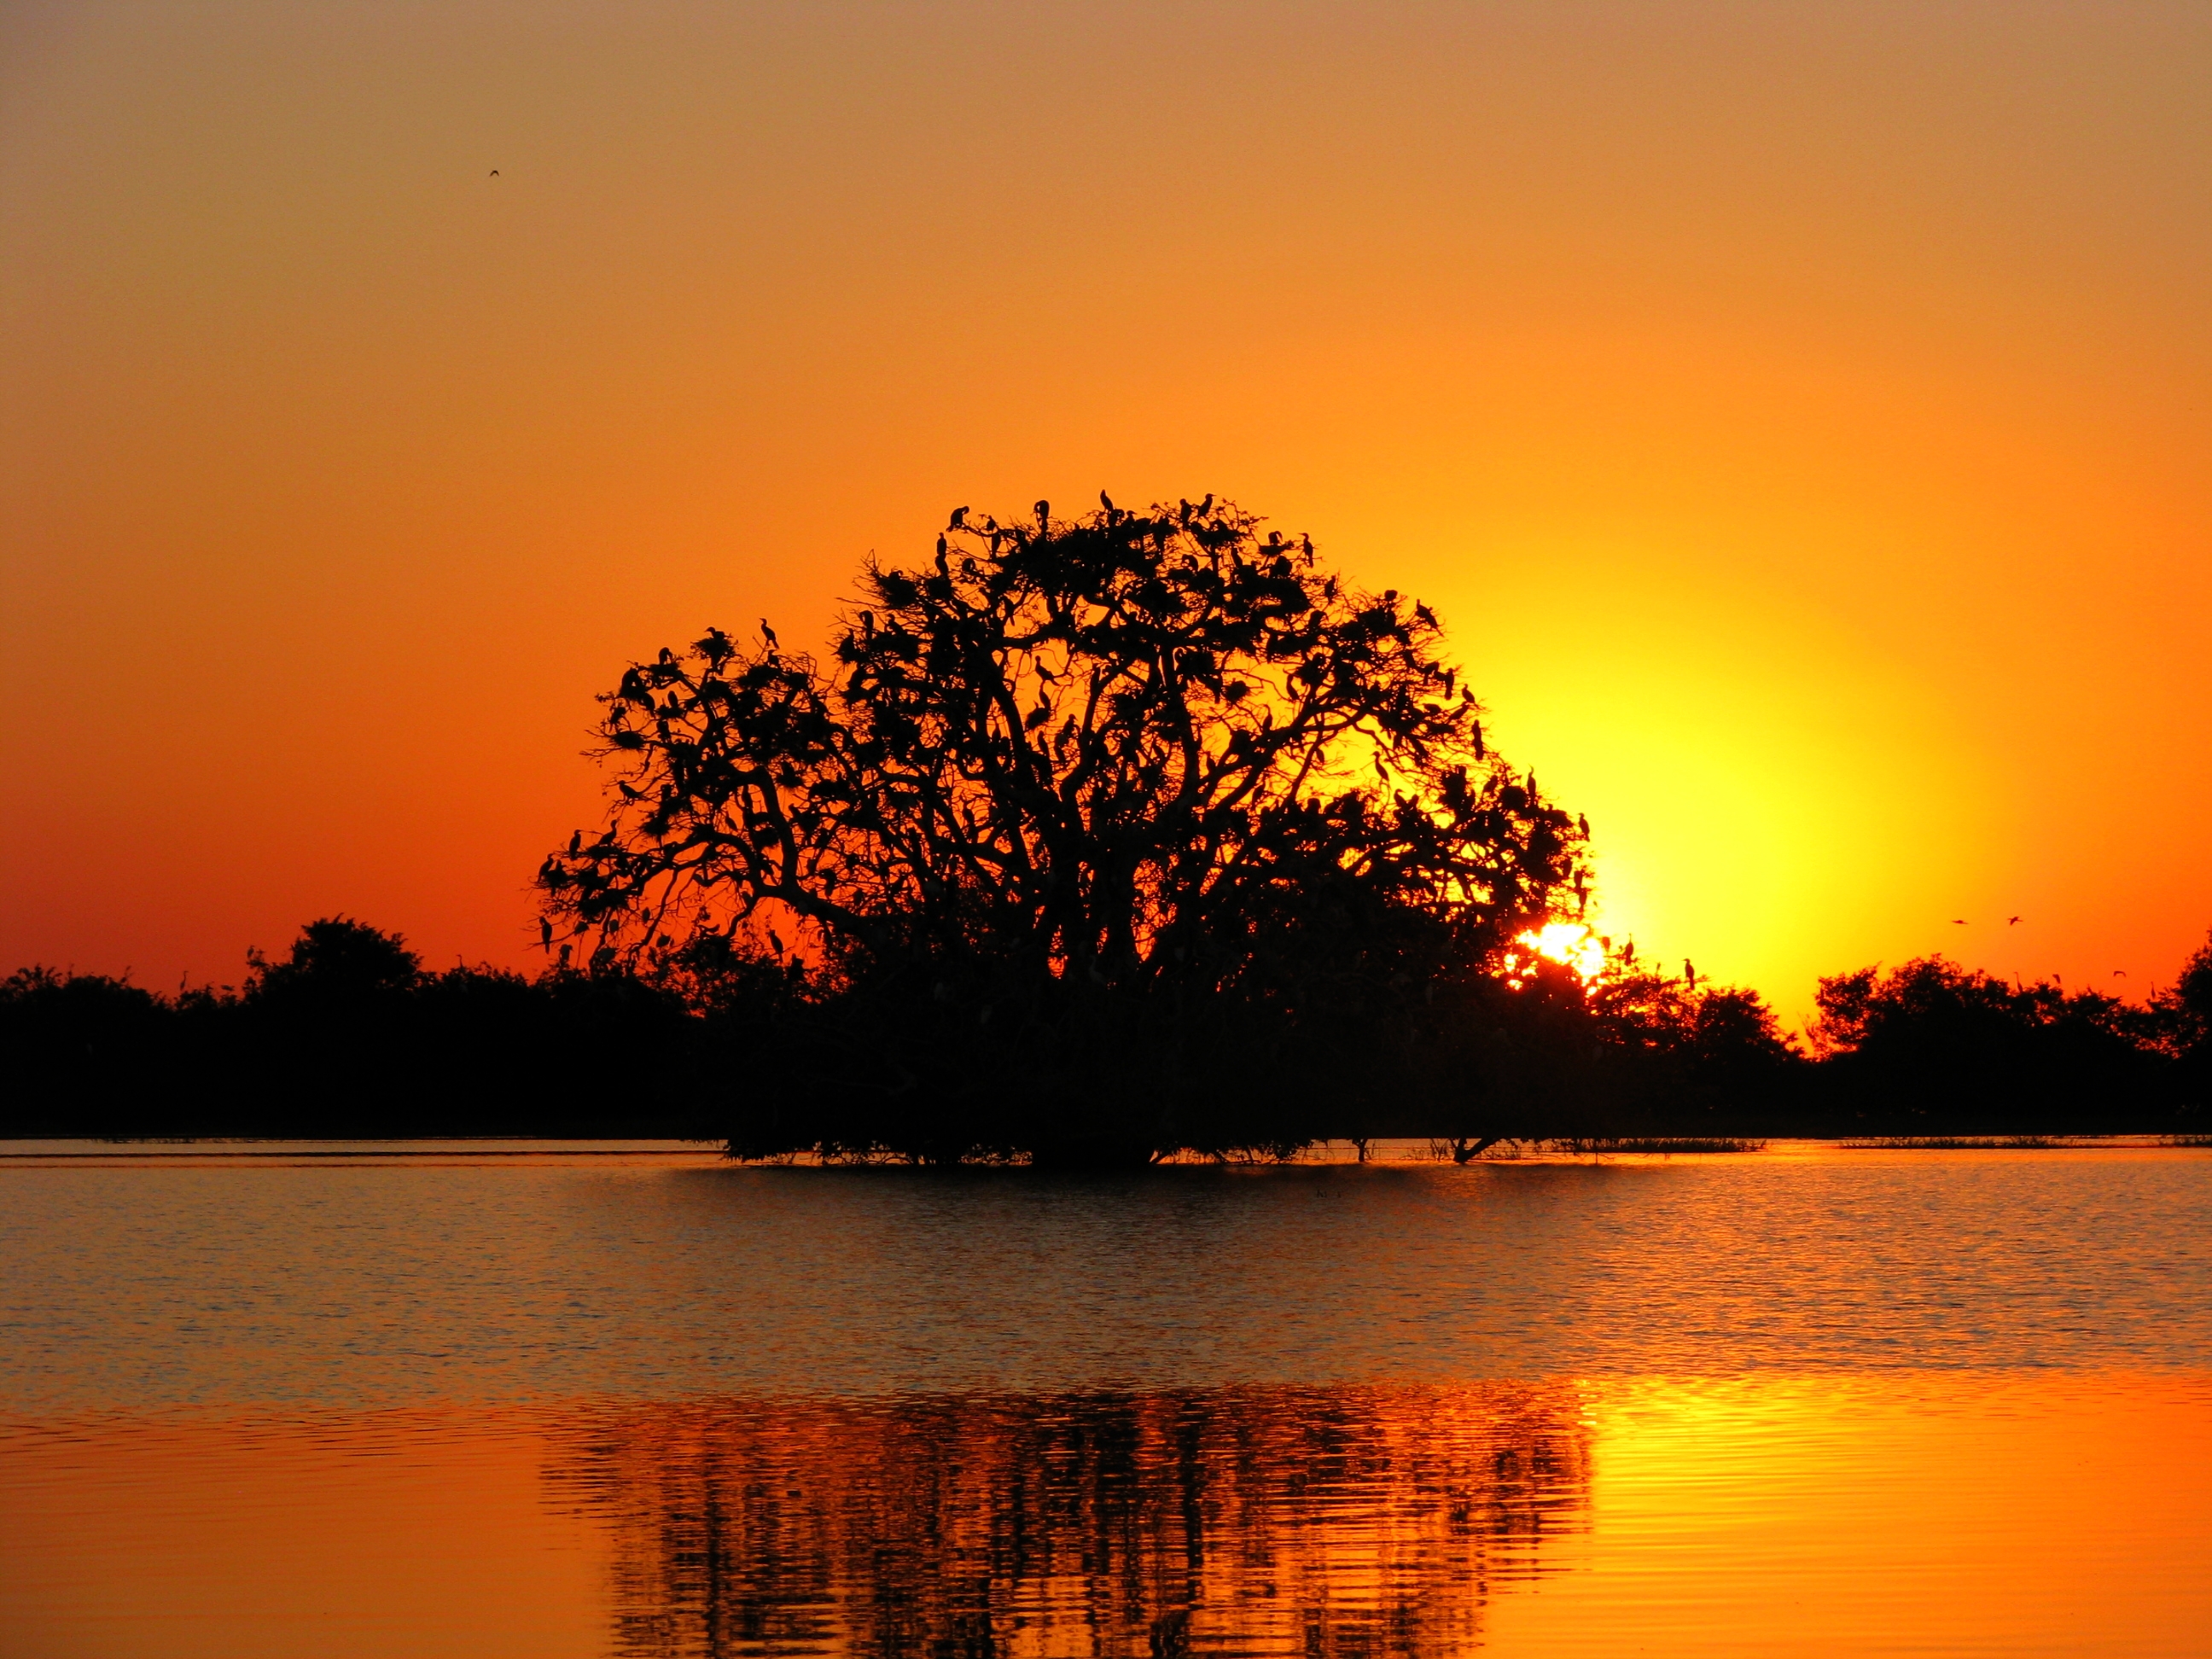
[2,1143,2209,1656]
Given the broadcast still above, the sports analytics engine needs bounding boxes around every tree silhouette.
[540,497,1592,1160]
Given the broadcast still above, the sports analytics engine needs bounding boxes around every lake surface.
[3,1142,2209,1656]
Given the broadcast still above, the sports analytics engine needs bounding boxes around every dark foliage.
[540,496,1598,1162]
[5,923,2203,1148]
[1803,955,2186,1135]
[0,917,712,1138]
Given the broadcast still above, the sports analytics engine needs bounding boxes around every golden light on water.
[8,1372,2209,1657]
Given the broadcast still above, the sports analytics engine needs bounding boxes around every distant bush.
[0,917,713,1138]
[1803,955,2184,1136]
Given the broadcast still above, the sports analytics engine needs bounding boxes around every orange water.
[2,1144,2208,1656]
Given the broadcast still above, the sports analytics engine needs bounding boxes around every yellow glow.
[1506,922,1609,985]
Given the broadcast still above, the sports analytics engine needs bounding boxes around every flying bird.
[1952,918,1967,925]
[2114,969,2128,977]
[489,169,499,176]
[2008,915,2022,925]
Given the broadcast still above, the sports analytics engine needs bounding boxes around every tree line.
[6,497,2208,1154]
[4,914,2205,1147]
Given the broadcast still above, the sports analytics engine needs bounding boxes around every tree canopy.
[538,496,1592,1160]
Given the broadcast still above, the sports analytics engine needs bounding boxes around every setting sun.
[1509,923,1610,985]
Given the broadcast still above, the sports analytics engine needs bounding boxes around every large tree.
[539,496,1591,1160]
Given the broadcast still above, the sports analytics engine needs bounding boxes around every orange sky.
[4,1,2209,1020]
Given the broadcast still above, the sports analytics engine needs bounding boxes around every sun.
[1507,921,1609,984]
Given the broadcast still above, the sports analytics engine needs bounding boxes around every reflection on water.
[546,1385,1586,1659]
[4,1147,2212,1656]
[4,1374,2211,1656]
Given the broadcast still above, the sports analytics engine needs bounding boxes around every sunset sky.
[4,1,2209,1019]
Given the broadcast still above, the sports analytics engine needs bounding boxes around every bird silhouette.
[1099,490,1115,512]
[1035,499,1051,526]
[760,619,778,648]
[489,169,499,177]
[2113,969,2128,977]
[947,505,968,530]
[538,917,552,951]
[2008,915,2022,925]
[1951,918,1967,925]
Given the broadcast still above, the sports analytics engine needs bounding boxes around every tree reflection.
[544,1383,1589,1658]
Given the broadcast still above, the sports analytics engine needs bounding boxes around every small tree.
[541,497,1591,1159]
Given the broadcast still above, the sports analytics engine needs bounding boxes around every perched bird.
[760,619,778,648]
[947,505,968,529]
[1035,498,1051,526]
[568,830,581,855]
[618,779,643,800]
[1578,813,1591,838]
[539,917,553,952]
[1100,490,1115,512]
